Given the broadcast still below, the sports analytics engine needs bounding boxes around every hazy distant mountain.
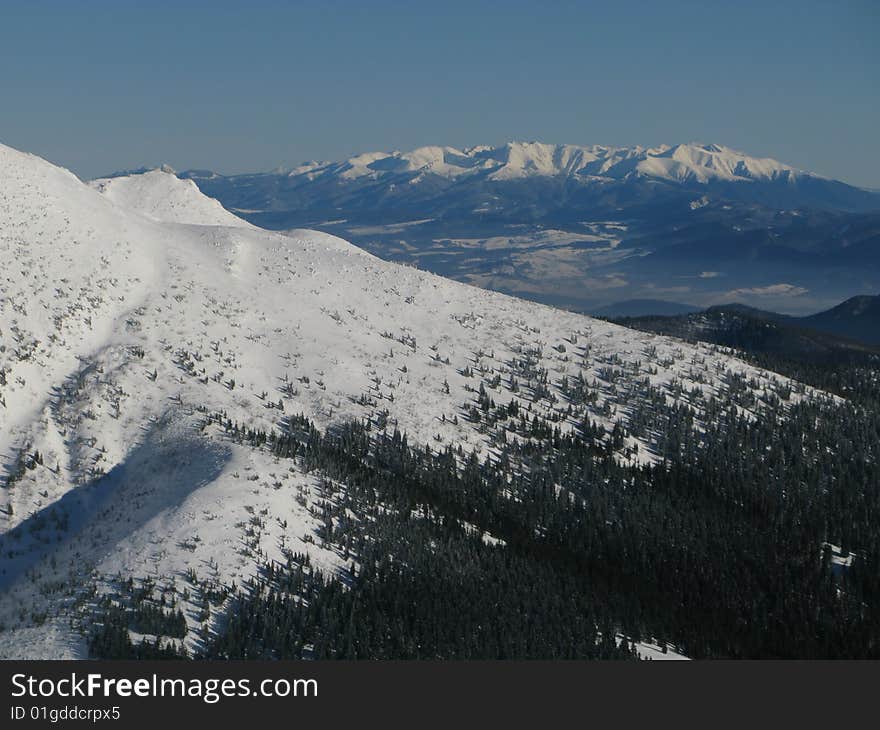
[801,295,880,344]
[612,296,880,362]
[592,299,702,318]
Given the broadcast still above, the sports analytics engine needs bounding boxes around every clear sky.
[1,0,877,185]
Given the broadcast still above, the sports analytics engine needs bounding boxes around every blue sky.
[1,0,877,185]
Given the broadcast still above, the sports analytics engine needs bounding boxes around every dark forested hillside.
[90,357,880,659]
[801,295,880,345]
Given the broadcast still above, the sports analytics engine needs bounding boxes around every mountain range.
[185,141,879,210]
[169,141,880,317]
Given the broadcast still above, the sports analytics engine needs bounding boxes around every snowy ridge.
[285,141,810,185]
[0,142,826,658]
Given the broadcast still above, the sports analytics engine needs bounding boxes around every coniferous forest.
[89,341,880,660]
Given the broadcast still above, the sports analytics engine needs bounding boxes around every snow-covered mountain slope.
[0,142,827,657]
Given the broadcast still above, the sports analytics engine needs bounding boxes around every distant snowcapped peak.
[294,140,810,186]
[638,142,805,183]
